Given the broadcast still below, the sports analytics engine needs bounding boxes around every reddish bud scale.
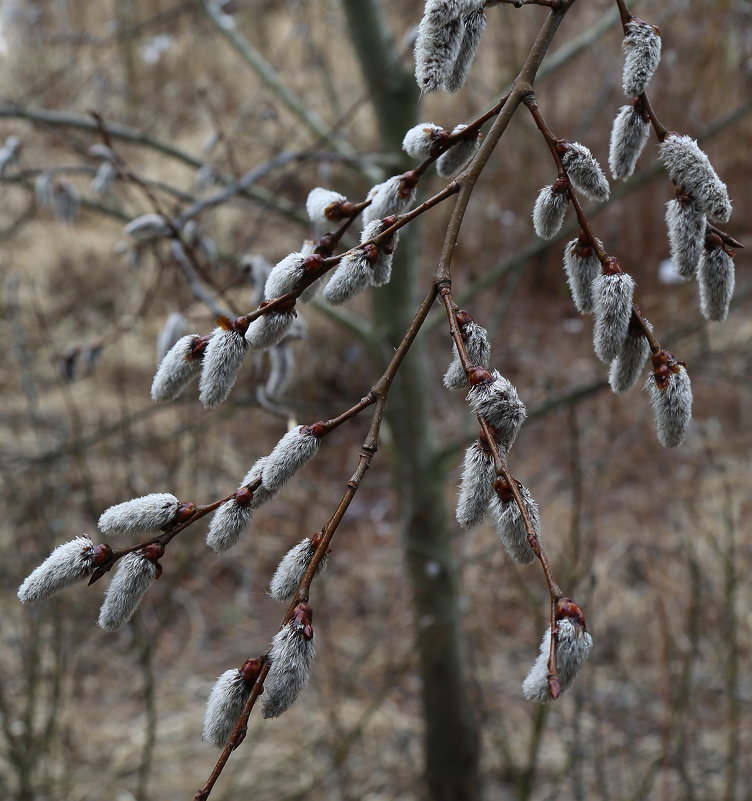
[261,297,297,315]
[240,658,262,685]
[555,597,587,630]
[324,201,348,221]
[363,244,379,265]
[456,309,474,330]
[232,316,250,336]
[547,674,561,700]
[235,487,254,507]
[142,543,165,562]
[92,544,113,567]
[303,421,327,438]
[310,531,324,549]
[603,257,622,276]
[216,316,233,331]
[551,176,569,195]
[493,477,520,504]
[400,170,419,193]
[189,335,211,359]
[555,140,570,158]
[292,603,314,641]
[467,366,493,386]
[302,254,324,275]
[315,233,336,257]
[705,231,724,250]
[174,502,196,523]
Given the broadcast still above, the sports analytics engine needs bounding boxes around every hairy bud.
[592,270,636,362]
[262,425,322,492]
[262,606,316,718]
[698,239,735,322]
[436,124,480,177]
[608,318,651,393]
[363,175,416,226]
[305,188,347,226]
[455,441,497,529]
[522,615,593,703]
[202,669,253,748]
[402,123,445,159]
[97,550,159,631]
[658,135,732,223]
[443,317,491,390]
[466,370,526,450]
[18,536,105,604]
[443,8,487,93]
[665,198,706,279]
[414,12,464,94]
[98,493,181,535]
[265,252,310,299]
[245,308,296,350]
[645,350,692,447]
[532,181,569,240]
[151,334,208,402]
[206,495,254,554]
[124,213,170,242]
[269,536,328,602]
[322,249,373,304]
[562,236,602,314]
[199,325,248,408]
[608,102,650,180]
[559,141,610,201]
[361,219,399,288]
[489,481,539,564]
[622,19,661,97]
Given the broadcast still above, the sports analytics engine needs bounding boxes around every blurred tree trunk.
[340,3,481,800]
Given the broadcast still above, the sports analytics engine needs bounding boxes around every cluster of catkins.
[444,311,592,700]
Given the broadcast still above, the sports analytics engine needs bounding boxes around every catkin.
[436,124,480,177]
[202,669,252,748]
[269,538,328,602]
[262,426,321,492]
[532,184,569,240]
[645,354,692,447]
[608,103,650,180]
[466,371,527,450]
[443,8,487,92]
[562,238,602,314]
[98,493,180,536]
[489,484,539,564]
[592,271,636,362]
[443,321,491,390]
[560,142,610,201]
[18,536,98,604]
[622,19,661,97]
[262,618,316,718]
[665,199,706,279]
[151,334,206,402]
[698,245,735,322]
[97,552,158,631]
[455,442,497,530]
[199,326,248,408]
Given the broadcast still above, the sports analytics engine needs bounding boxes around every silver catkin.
[306,188,346,226]
[665,199,706,279]
[322,250,372,304]
[561,142,610,201]
[199,326,248,408]
[455,442,496,529]
[489,484,539,564]
[443,8,487,92]
[443,321,491,390]
[562,238,602,314]
[262,426,321,492]
[241,457,276,510]
[402,122,444,159]
[622,19,661,97]
[98,493,180,535]
[592,271,636,362]
[608,103,650,180]
[269,538,328,602]
[265,252,307,299]
[436,124,480,177]
[123,213,170,242]
[466,371,527,450]
[609,323,651,394]
[658,135,732,223]
[698,245,735,322]
[363,175,416,225]
[414,13,464,94]
[244,311,295,350]
[532,185,569,240]
[151,334,206,402]
[206,498,254,553]
[361,220,399,288]
[97,552,157,631]
[645,358,693,448]
[522,619,593,703]
[202,669,252,748]
[18,536,97,604]
[262,621,316,718]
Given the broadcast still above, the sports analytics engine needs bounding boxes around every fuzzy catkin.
[262,622,316,718]
[206,498,254,553]
[698,247,735,322]
[124,213,170,242]
[97,552,157,631]
[622,20,661,97]
[561,143,610,201]
[609,328,651,393]
[466,371,527,450]
[562,239,602,314]
[244,311,295,350]
[18,536,97,604]
[98,493,180,535]
[658,135,732,223]
[363,176,416,225]
[522,619,593,703]
[532,185,568,240]
[202,669,251,747]
[443,8,487,92]
[241,457,276,510]
[269,538,328,602]
[665,199,706,278]
[414,14,464,94]
[455,442,496,529]
[443,322,491,390]
[646,362,692,448]
[490,485,539,564]
[402,123,444,159]
[436,124,480,177]
[199,327,248,408]
[322,250,372,304]
[262,426,321,492]
[265,252,307,299]
[305,188,346,226]
[360,220,399,288]
[608,104,650,180]
[151,334,205,402]
[592,272,636,362]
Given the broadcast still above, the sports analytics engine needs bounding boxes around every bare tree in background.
[2,1,750,800]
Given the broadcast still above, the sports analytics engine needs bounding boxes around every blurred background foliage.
[1,0,751,799]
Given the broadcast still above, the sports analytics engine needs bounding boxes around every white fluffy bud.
[455,442,496,530]
[199,326,248,408]
[265,252,308,299]
[436,124,480,177]
[124,213,170,242]
[18,536,99,604]
[592,270,636,362]
[305,188,346,226]
[414,13,464,94]
[443,320,491,390]
[322,250,372,305]
[98,493,180,535]
[97,551,158,631]
[561,142,610,201]
[608,103,650,180]
[608,323,651,394]
[262,611,316,718]
[402,123,444,159]
[151,334,206,402]
[443,8,487,92]
[665,198,706,279]
[645,352,692,448]
[622,19,661,97]
[362,175,416,226]
[202,669,252,748]
[262,425,322,492]
[562,237,602,314]
[489,483,539,564]
[466,370,526,450]
[698,243,735,322]
[269,537,328,602]
[532,183,569,240]
[244,311,296,350]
